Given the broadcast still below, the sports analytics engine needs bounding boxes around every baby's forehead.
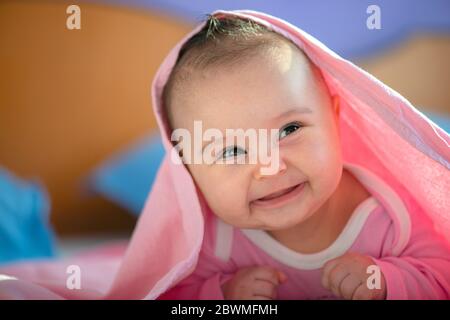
[168,42,326,129]
[177,44,316,95]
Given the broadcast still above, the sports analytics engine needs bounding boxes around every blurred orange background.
[0,1,448,236]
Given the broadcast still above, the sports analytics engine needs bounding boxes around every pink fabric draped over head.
[0,9,448,300]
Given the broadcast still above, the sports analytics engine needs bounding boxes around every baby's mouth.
[251,182,306,209]
[258,185,299,201]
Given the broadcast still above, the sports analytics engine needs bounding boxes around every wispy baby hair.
[162,13,305,129]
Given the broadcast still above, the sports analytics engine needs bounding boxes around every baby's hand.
[221,266,287,300]
[321,252,387,300]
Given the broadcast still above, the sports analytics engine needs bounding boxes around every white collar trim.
[240,196,378,270]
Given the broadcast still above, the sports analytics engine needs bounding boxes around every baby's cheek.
[208,184,243,210]
[223,190,253,223]
[308,134,342,177]
[303,157,342,207]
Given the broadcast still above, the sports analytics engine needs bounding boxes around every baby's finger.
[277,271,288,283]
[339,274,363,300]
[252,267,282,286]
[328,263,350,298]
[354,284,385,300]
[253,280,278,300]
[321,258,341,289]
[351,283,368,300]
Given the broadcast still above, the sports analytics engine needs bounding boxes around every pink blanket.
[0,9,449,300]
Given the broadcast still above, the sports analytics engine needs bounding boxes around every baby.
[158,15,450,300]
[0,10,449,301]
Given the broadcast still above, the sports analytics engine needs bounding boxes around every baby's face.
[170,43,343,230]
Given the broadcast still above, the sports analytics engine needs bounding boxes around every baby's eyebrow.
[273,107,312,121]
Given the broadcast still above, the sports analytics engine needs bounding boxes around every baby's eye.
[279,122,302,139]
[221,146,247,159]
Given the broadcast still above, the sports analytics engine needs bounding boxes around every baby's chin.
[217,188,325,229]
[232,202,314,230]
[217,208,314,231]
[254,208,316,231]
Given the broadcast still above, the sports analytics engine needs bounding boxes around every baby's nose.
[253,156,287,180]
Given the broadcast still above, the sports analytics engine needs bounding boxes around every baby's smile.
[250,181,307,210]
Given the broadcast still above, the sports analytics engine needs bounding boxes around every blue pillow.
[0,168,55,265]
[88,133,166,215]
